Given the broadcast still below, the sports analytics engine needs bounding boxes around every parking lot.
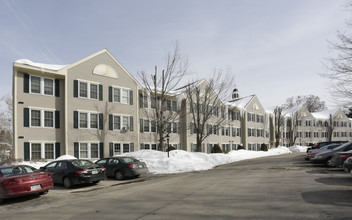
[1,152,352,219]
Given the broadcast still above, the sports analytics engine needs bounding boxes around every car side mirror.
[40,167,46,171]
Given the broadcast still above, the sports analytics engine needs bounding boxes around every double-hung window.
[31,143,42,159]
[79,82,88,98]
[30,76,41,94]
[78,143,100,159]
[143,119,150,132]
[30,109,55,128]
[75,111,102,130]
[113,115,121,130]
[30,143,56,160]
[151,121,157,132]
[75,80,101,100]
[79,113,88,128]
[110,86,133,105]
[113,88,121,102]
[44,78,54,95]
[80,82,99,99]
[112,143,132,155]
[30,76,54,96]
[90,113,98,129]
[31,110,41,127]
[44,111,54,127]
[111,115,132,130]
[121,89,129,104]
[90,84,98,100]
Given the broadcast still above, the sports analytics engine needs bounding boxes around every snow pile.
[125,147,292,174]
[55,155,77,160]
[288,145,308,153]
[14,147,297,174]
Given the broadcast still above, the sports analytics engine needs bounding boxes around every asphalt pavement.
[1,152,352,219]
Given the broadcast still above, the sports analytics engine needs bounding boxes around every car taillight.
[128,164,138,169]
[101,168,106,172]
[75,170,88,174]
[340,154,351,159]
[3,179,17,185]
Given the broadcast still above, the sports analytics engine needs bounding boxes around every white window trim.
[30,142,56,160]
[30,108,55,128]
[141,118,162,133]
[113,114,131,130]
[78,80,100,100]
[112,86,131,104]
[112,142,131,155]
[79,142,100,159]
[78,112,100,130]
[30,75,55,96]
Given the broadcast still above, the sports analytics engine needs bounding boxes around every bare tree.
[0,93,13,161]
[138,42,188,152]
[0,93,13,135]
[321,3,352,107]
[184,71,234,152]
[327,114,335,141]
[282,95,326,113]
[274,106,284,147]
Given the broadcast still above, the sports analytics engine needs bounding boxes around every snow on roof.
[283,104,303,117]
[14,59,68,71]
[227,95,254,109]
[312,108,338,119]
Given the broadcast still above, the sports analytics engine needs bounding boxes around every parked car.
[310,142,352,166]
[40,159,106,188]
[95,157,148,180]
[0,165,53,203]
[305,143,342,160]
[306,141,347,153]
[343,156,352,174]
[329,149,352,168]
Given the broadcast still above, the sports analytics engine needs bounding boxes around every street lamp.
[165,133,170,158]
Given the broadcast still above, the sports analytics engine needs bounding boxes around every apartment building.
[12,49,352,161]
[228,95,272,151]
[278,105,352,146]
[13,49,140,160]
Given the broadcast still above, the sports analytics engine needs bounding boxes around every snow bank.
[288,145,308,153]
[125,147,292,174]
[14,146,297,175]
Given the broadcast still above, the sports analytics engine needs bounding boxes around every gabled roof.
[227,95,255,110]
[14,49,141,88]
[312,108,339,119]
[283,103,305,117]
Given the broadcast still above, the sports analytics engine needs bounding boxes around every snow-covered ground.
[15,145,307,175]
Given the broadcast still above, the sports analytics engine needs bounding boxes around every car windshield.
[71,160,95,168]
[333,142,352,151]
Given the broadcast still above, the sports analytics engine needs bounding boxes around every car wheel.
[325,158,332,167]
[63,177,73,188]
[115,171,124,180]
[38,190,48,195]
[92,180,100,184]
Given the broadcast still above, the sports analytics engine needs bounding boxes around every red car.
[0,165,53,203]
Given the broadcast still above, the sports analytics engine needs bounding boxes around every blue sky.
[0,0,349,108]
